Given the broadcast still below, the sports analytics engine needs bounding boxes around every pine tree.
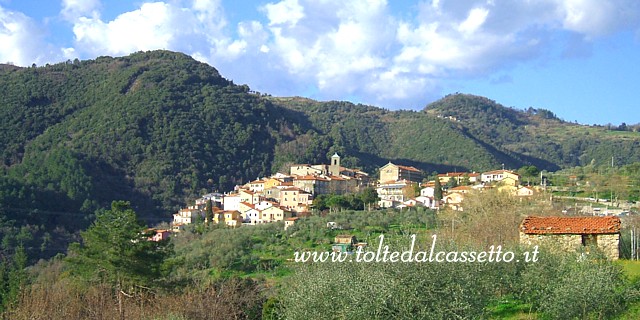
[66,201,172,320]
[205,199,214,225]
[434,178,443,202]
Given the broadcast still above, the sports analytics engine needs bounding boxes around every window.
[582,234,597,247]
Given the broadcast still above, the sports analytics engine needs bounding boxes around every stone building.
[519,216,621,260]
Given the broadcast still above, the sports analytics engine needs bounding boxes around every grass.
[487,298,536,319]
[618,260,640,281]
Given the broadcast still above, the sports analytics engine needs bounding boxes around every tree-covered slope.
[424,93,640,169]
[0,51,307,260]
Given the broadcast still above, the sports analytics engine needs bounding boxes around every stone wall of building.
[596,234,620,260]
[519,232,620,260]
[519,233,582,252]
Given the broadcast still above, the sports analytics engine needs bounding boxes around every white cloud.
[558,0,640,38]
[263,0,305,26]
[458,7,489,34]
[72,2,174,55]
[0,6,51,65]
[61,0,101,21]
[67,0,235,60]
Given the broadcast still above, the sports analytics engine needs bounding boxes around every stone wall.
[519,232,620,260]
[596,234,620,260]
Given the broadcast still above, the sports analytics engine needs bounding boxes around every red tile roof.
[520,216,621,235]
[397,165,421,172]
[483,169,519,176]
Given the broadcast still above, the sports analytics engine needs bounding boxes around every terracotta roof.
[483,169,518,176]
[520,216,621,235]
[397,165,421,172]
[281,187,302,192]
[438,172,464,177]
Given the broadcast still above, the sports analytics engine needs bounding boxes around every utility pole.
[612,156,614,168]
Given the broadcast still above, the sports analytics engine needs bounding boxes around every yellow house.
[379,162,423,184]
[280,187,313,209]
[264,177,284,190]
[221,211,243,227]
[516,186,535,197]
[239,189,261,204]
[262,206,292,223]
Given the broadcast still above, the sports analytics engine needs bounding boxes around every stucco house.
[481,170,520,185]
[515,186,535,197]
[437,172,479,184]
[284,217,299,230]
[379,162,423,184]
[443,192,465,211]
[519,216,621,260]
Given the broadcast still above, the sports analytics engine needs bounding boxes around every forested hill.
[423,93,640,169]
[1,50,639,260]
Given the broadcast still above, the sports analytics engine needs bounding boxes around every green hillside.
[424,93,640,168]
[1,50,639,260]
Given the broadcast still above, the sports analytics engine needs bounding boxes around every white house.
[421,187,435,198]
[223,194,241,211]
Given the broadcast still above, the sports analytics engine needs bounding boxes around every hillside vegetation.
[1,50,639,261]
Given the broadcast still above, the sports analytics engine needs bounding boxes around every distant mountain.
[1,50,639,260]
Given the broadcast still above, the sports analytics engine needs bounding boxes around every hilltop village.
[171,154,535,231]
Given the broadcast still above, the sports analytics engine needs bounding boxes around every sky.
[1,0,639,125]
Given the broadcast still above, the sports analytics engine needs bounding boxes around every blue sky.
[1,0,639,125]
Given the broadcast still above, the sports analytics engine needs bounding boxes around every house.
[376,180,411,203]
[378,199,401,209]
[290,164,325,176]
[280,187,313,209]
[239,189,261,204]
[262,205,292,223]
[293,175,331,195]
[222,193,241,211]
[421,186,435,197]
[242,207,263,225]
[247,179,266,193]
[173,208,203,225]
[335,235,357,244]
[214,211,242,227]
[379,162,423,184]
[284,217,299,230]
[448,186,472,194]
[415,195,436,209]
[148,229,171,242]
[196,192,224,208]
[333,234,357,252]
[519,216,621,260]
[481,170,520,185]
[443,192,465,211]
[516,186,535,197]
[437,172,479,184]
